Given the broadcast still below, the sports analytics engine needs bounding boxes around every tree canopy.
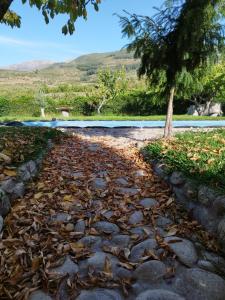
[0,0,101,34]
[119,0,225,137]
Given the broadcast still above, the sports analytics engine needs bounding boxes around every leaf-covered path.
[1,133,225,300]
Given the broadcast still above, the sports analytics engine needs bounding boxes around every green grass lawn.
[0,127,63,167]
[144,129,225,190]
[1,114,225,122]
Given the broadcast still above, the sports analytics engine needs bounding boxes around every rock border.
[0,140,54,231]
[144,156,225,253]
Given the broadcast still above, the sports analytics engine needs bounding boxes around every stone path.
[0,132,225,299]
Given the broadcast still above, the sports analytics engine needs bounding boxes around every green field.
[1,114,225,122]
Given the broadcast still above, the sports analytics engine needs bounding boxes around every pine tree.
[119,0,225,137]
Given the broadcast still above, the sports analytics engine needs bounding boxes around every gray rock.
[101,210,114,220]
[115,177,129,186]
[0,188,11,217]
[201,250,225,274]
[153,162,168,179]
[88,145,101,152]
[198,185,216,206]
[93,221,120,234]
[213,196,225,216]
[91,178,107,190]
[49,256,79,277]
[136,289,185,300]
[156,216,173,228]
[183,180,198,201]
[117,187,140,196]
[134,260,167,283]
[51,213,71,222]
[111,235,130,248]
[165,237,198,267]
[130,226,154,238]
[26,160,38,177]
[73,172,84,178]
[176,268,225,300]
[78,235,102,250]
[116,267,132,279]
[197,260,217,273]
[29,290,52,300]
[192,206,217,232]
[85,251,119,273]
[128,211,144,225]
[217,217,225,247]
[75,220,86,233]
[18,164,31,181]
[134,169,147,177]
[77,288,123,300]
[0,215,3,232]
[170,171,186,186]
[139,198,158,208]
[130,238,157,262]
[1,178,25,200]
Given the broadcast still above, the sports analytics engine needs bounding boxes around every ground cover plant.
[0,127,63,168]
[144,129,225,190]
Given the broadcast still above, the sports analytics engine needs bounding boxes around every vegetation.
[145,129,225,190]
[1,0,101,34]
[119,0,225,137]
[0,126,63,166]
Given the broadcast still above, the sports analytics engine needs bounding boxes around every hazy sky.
[0,0,164,66]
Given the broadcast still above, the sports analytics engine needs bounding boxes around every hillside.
[2,60,55,71]
[0,50,140,96]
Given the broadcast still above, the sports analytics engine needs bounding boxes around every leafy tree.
[119,0,225,137]
[0,0,101,34]
[88,67,127,114]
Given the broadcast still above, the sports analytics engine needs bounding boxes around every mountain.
[2,60,55,71]
[0,50,140,94]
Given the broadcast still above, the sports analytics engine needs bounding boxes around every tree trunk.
[164,86,175,139]
[41,107,45,118]
[0,0,13,21]
[97,97,107,114]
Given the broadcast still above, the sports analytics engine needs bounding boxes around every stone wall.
[0,140,53,233]
[150,160,225,253]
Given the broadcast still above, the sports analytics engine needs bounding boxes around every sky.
[0,0,164,67]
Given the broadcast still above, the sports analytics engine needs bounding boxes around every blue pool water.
[22,120,225,128]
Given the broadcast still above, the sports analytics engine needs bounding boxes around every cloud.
[0,35,84,55]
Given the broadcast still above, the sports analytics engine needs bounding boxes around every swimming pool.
[22,120,225,128]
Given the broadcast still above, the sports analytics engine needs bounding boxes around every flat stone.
[49,256,79,276]
[17,161,37,181]
[51,213,71,222]
[91,178,107,190]
[192,206,217,232]
[139,198,158,208]
[130,238,157,262]
[130,226,154,238]
[134,260,167,283]
[117,187,140,196]
[197,260,217,273]
[65,223,75,232]
[201,250,225,274]
[116,267,132,279]
[77,288,123,300]
[217,217,225,247]
[29,290,53,300]
[198,185,216,206]
[101,210,114,220]
[0,179,25,200]
[156,216,173,228]
[93,221,120,234]
[111,235,130,248]
[165,237,198,267]
[170,171,186,186]
[75,220,85,233]
[78,235,102,250]
[128,211,144,225]
[85,251,119,273]
[0,215,3,232]
[73,172,84,178]
[177,268,225,300]
[136,289,185,300]
[26,160,38,177]
[134,169,148,177]
[0,188,11,217]
[115,177,129,186]
[213,196,225,216]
